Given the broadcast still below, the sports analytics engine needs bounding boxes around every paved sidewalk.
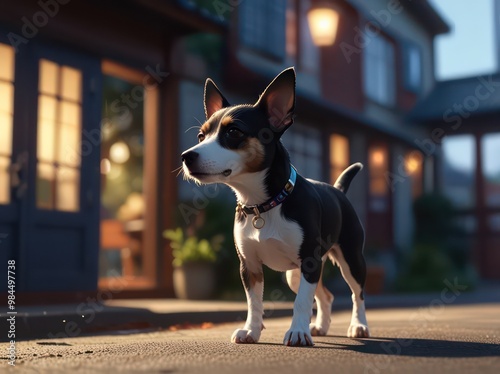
[3,303,500,374]
[3,281,500,341]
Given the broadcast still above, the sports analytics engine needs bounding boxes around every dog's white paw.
[283,328,314,347]
[231,328,260,344]
[309,323,329,336]
[347,324,370,338]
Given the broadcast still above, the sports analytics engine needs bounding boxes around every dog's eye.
[197,133,205,142]
[227,128,244,139]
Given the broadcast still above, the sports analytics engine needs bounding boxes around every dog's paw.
[309,323,328,336]
[231,328,260,344]
[283,328,314,347]
[347,324,370,338]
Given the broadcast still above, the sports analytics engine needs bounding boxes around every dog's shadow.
[311,335,500,358]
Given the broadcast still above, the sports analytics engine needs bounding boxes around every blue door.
[0,41,102,292]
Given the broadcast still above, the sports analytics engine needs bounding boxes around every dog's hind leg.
[328,244,370,338]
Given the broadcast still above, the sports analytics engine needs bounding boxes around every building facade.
[0,0,452,300]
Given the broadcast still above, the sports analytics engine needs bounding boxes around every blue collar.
[237,166,297,229]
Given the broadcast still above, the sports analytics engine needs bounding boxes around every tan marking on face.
[240,137,265,173]
[248,271,263,288]
[200,121,211,134]
[220,115,233,127]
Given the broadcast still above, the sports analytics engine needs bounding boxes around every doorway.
[99,61,159,290]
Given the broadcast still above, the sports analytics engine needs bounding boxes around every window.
[0,43,14,205]
[442,135,476,208]
[281,124,322,181]
[404,43,422,93]
[404,150,423,198]
[363,32,396,106]
[240,0,286,60]
[286,0,319,72]
[330,134,349,184]
[36,59,82,211]
[368,144,389,212]
[482,133,500,207]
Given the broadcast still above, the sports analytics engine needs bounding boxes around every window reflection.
[442,135,475,208]
[482,133,500,207]
[100,70,145,279]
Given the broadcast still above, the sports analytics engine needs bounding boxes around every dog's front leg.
[283,271,316,347]
[231,254,264,344]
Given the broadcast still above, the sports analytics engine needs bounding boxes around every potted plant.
[164,227,223,300]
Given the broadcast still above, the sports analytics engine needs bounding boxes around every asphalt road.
[3,303,500,374]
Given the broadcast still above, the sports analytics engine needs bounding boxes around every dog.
[181,67,370,346]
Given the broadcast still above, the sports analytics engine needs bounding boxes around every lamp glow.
[109,141,130,164]
[307,4,340,46]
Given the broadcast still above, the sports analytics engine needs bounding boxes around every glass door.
[99,61,159,290]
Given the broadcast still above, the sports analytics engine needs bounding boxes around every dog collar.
[237,165,297,229]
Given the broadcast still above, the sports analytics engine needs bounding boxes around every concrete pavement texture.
[3,303,500,374]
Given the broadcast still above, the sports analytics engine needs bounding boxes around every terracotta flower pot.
[365,266,385,295]
[173,262,216,300]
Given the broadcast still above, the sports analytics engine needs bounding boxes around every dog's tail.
[334,163,363,194]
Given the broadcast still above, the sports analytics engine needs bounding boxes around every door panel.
[21,46,102,291]
[0,38,102,292]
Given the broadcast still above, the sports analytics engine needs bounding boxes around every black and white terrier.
[181,68,370,346]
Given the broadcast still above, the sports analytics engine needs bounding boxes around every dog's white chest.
[235,206,304,272]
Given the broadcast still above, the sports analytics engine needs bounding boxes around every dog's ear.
[204,79,230,119]
[256,67,296,134]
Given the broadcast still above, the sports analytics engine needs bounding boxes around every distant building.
[411,72,500,279]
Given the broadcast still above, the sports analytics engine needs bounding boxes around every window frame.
[362,28,396,107]
[239,0,287,61]
[403,42,423,94]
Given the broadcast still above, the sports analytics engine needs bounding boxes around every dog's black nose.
[181,151,199,166]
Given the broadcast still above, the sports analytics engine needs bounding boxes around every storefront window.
[330,134,349,184]
[368,144,389,212]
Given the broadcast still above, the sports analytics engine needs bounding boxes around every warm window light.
[371,149,385,167]
[307,3,340,46]
[109,141,130,164]
[405,152,422,174]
